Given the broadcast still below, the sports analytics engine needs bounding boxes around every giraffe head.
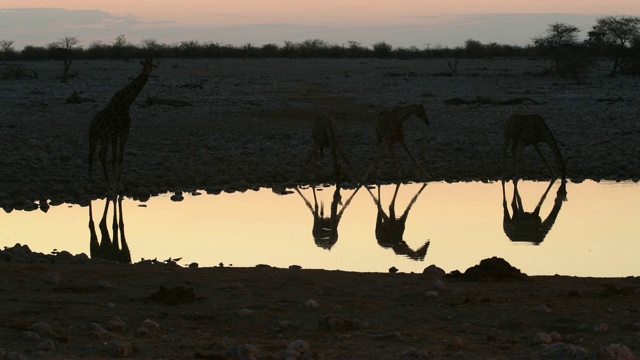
[413,104,430,127]
[140,58,154,76]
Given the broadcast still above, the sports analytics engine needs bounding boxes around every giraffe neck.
[392,105,418,125]
[109,71,151,111]
[541,125,565,170]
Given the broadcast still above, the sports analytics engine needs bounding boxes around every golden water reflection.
[1,181,639,277]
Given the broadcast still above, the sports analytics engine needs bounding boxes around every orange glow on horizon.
[3,1,640,27]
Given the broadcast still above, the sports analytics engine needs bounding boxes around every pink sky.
[2,1,639,48]
[5,0,640,26]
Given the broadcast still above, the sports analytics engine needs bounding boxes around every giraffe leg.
[88,139,98,190]
[513,141,525,184]
[98,141,110,188]
[109,138,118,191]
[116,135,127,191]
[533,144,558,178]
[337,147,361,181]
[533,179,556,216]
[502,138,512,180]
[401,142,431,179]
[361,142,386,183]
[289,145,317,184]
[388,147,404,180]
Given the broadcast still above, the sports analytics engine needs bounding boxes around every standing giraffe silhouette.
[88,58,154,191]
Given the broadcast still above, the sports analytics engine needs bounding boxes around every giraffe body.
[292,113,357,183]
[88,58,154,190]
[503,113,565,181]
[363,104,431,181]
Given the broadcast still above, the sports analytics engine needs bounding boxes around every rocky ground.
[0,246,638,359]
[1,58,639,210]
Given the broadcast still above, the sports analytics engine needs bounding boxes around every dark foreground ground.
[0,251,638,359]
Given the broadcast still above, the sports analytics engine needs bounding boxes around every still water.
[1,181,638,277]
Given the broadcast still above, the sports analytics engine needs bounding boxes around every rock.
[141,319,160,335]
[448,336,465,348]
[433,278,447,290]
[286,339,310,353]
[594,323,608,332]
[541,342,589,360]
[36,338,55,351]
[460,257,528,281]
[90,322,110,339]
[107,339,133,357]
[109,317,126,332]
[21,330,41,341]
[534,332,553,344]
[237,308,254,317]
[227,343,260,360]
[389,266,398,273]
[423,264,446,279]
[30,321,56,337]
[596,343,634,360]
[425,290,438,297]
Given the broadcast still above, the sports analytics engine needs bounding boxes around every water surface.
[1,181,638,277]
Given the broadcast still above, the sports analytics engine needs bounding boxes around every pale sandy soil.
[0,58,639,359]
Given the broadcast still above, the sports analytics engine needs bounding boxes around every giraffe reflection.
[366,182,430,260]
[88,194,131,263]
[294,184,361,250]
[501,179,568,245]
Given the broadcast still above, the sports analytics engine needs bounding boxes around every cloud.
[0,8,607,50]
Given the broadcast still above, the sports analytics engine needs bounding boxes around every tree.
[49,36,80,82]
[372,41,392,58]
[0,40,16,60]
[532,23,586,78]
[592,16,640,75]
[464,39,486,57]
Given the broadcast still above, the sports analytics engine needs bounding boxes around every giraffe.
[291,113,358,183]
[294,183,362,250]
[366,182,430,260]
[503,113,566,182]
[88,58,154,191]
[501,179,567,245]
[89,194,131,263]
[362,104,431,182]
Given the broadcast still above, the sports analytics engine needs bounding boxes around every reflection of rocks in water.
[294,184,361,250]
[89,194,131,263]
[367,182,430,260]
[501,179,567,245]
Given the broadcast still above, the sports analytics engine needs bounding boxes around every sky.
[1,1,639,50]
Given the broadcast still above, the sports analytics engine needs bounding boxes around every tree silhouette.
[592,16,640,75]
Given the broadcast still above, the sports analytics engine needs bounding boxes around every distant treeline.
[1,15,639,77]
[2,37,537,60]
